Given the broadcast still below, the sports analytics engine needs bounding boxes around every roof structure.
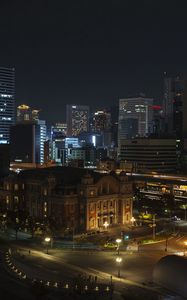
[153,255,187,298]
[17,166,105,185]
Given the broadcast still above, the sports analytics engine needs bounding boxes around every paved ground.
[1,221,187,299]
[7,243,179,299]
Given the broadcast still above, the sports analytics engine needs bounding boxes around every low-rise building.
[119,138,177,173]
[0,167,133,232]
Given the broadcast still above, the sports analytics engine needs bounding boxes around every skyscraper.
[118,97,153,144]
[163,76,187,137]
[17,104,40,123]
[91,110,111,133]
[66,105,89,136]
[110,104,119,147]
[10,121,46,164]
[51,123,67,163]
[0,67,15,144]
[37,120,47,164]
[11,103,46,164]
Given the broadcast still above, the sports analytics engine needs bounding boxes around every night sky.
[0,0,187,123]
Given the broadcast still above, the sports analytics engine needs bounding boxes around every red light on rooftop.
[152,105,162,110]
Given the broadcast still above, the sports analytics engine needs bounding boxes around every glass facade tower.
[0,67,15,144]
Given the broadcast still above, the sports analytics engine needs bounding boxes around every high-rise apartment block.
[0,67,15,144]
[66,105,89,136]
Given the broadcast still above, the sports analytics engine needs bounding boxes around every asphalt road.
[9,229,187,299]
[1,220,187,299]
[0,250,34,300]
[10,244,173,299]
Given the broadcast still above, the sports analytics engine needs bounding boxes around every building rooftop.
[18,166,104,185]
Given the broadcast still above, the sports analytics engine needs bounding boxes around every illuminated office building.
[66,105,89,136]
[10,121,46,164]
[0,67,15,144]
[51,123,67,138]
[163,76,187,137]
[17,104,40,123]
[38,120,47,164]
[119,138,177,173]
[51,123,67,163]
[15,103,45,163]
[118,97,153,144]
[91,110,111,133]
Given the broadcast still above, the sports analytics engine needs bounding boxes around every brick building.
[0,167,133,232]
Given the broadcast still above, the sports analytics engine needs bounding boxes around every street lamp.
[131,217,135,226]
[116,257,122,278]
[152,214,156,240]
[165,236,168,252]
[103,221,109,231]
[45,237,51,254]
[2,214,6,231]
[184,241,187,256]
[116,238,122,255]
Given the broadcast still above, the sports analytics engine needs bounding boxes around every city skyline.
[1,2,187,299]
[1,1,187,122]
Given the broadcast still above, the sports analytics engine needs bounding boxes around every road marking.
[88,267,161,293]
[176,235,186,242]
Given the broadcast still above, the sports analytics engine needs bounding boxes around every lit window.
[44,202,47,212]
[14,196,19,203]
[90,203,95,211]
[6,195,9,204]
[14,184,18,191]
[103,201,107,209]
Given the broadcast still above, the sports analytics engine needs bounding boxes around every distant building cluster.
[1,66,187,233]
[1,66,187,175]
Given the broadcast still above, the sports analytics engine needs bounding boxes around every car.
[103,242,117,249]
[171,216,181,221]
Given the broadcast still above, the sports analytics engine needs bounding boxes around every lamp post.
[131,216,135,226]
[184,241,187,256]
[165,236,168,252]
[152,214,156,240]
[116,238,122,255]
[116,257,122,278]
[45,237,51,254]
[2,214,6,231]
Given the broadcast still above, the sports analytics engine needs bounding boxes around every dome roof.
[153,255,187,298]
